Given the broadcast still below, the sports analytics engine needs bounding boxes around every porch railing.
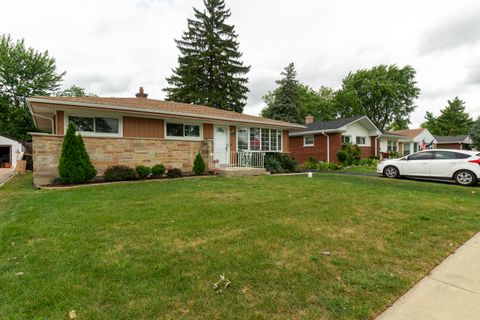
[211,151,266,169]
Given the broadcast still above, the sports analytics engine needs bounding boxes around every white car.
[377,149,480,186]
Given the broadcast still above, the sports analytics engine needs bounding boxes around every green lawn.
[341,166,377,174]
[1,173,479,319]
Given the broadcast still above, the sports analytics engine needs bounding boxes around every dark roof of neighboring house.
[292,115,365,133]
[435,135,471,143]
[27,96,305,130]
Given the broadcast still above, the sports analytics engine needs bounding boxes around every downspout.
[375,135,379,157]
[322,132,330,163]
[30,112,55,134]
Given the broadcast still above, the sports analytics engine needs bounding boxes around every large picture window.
[69,116,119,135]
[166,123,201,139]
[238,127,282,152]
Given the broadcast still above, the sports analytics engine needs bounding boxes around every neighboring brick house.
[289,115,383,163]
[28,88,303,185]
[435,135,473,150]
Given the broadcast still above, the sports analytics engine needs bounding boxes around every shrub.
[340,143,362,165]
[58,123,97,184]
[193,153,206,175]
[336,150,348,163]
[151,164,166,175]
[104,165,138,181]
[264,153,298,173]
[135,165,152,179]
[167,168,183,178]
[317,162,343,171]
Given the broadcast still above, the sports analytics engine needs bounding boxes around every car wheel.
[383,166,399,178]
[454,170,477,186]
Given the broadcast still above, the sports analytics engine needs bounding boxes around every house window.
[342,135,351,144]
[356,136,366,145]
[387,140,397,152]
[237,128,282,152]
[403,143,411,156]
[238,128,248,151]
[69,116,119,134]
[304,135,314,146]
[261,128,270,151]
[413,142,419,153]
[166,123,201,138]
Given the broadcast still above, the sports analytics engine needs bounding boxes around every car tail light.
[468,158,480,165]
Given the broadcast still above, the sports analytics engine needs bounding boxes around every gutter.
[26,98,305,130]
[321,131,330,163]
[290,128,345,137]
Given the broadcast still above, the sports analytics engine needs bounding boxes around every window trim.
[342,135,352,144]
[236,127,283,152]
[65,112,122,137]
[355,136,367,146]
[165,121,203,141]
[304,135,315,147]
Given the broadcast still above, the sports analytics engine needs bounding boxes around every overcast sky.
[2,0,480,127]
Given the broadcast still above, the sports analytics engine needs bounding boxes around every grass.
[341,166,377,174]
[1,173,479,319]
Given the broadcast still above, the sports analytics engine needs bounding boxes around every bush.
[264,153,298,173]
[151,164,166,175]
[104,165,138,181]
[317,162,343,171]
[135,165,152,179]
[167,168,183,178]
[193,153,206,175]
[336,150,348,163]
[58,123,97,184]
[340,143,362,165]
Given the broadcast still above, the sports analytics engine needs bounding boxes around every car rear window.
[455,153,473,159]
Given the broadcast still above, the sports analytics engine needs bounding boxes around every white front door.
[214,126,229,166]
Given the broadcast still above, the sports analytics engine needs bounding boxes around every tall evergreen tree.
[164,0,250,113]
[261,63,302,124]
[421,97,474,135]
[0,34,65,141]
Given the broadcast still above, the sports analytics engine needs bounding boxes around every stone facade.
[32,135,212,185]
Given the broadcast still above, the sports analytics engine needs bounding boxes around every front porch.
[210,151,270,176]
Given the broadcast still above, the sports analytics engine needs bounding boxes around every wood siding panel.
[56,110,64,135]
[204,123,214,139]
[283,130,289,152]
[123,117,164,139]
[229,126,237,152]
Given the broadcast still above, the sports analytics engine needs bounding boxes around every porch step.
[217,167,270,177]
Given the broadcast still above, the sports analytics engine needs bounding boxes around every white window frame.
[387,140,398,152]
[64,111,122,138]
[355,136,367,146]
[342,135,352,144]
[304,135,314,147]
[164,121,203,141]
[236,127,283,152]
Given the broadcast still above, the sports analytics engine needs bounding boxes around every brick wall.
[359,136,380,158]
[32,135,211,185]
[289,133,342,163]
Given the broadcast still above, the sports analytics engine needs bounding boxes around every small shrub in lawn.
[264,153,298,173]
[151,164,166,175]
[167,168,183,178]
[193,153,206,175]
[135,165,152,179]
[104,165,138,181]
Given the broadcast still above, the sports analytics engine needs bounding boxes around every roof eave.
[27,97,305,130]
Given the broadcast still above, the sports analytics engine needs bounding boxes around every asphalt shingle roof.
[435,135,470,143]
[291,115,365,133]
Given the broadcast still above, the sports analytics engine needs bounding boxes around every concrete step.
[217,167,271,177]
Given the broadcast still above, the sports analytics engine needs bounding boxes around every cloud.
[466,65,480,85]
[419,8,480,54]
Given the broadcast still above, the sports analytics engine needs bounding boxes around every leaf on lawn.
[322,251,331,256]
[213,274,231,294]
[69,310,77,319]
[15,272,24,276]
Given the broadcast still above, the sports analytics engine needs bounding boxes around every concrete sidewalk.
[0,168,15,187]
[377,232,480,320]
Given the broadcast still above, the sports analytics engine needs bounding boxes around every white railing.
[211,151,265,169]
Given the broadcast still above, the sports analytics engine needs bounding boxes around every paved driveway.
[0,168,14,186]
